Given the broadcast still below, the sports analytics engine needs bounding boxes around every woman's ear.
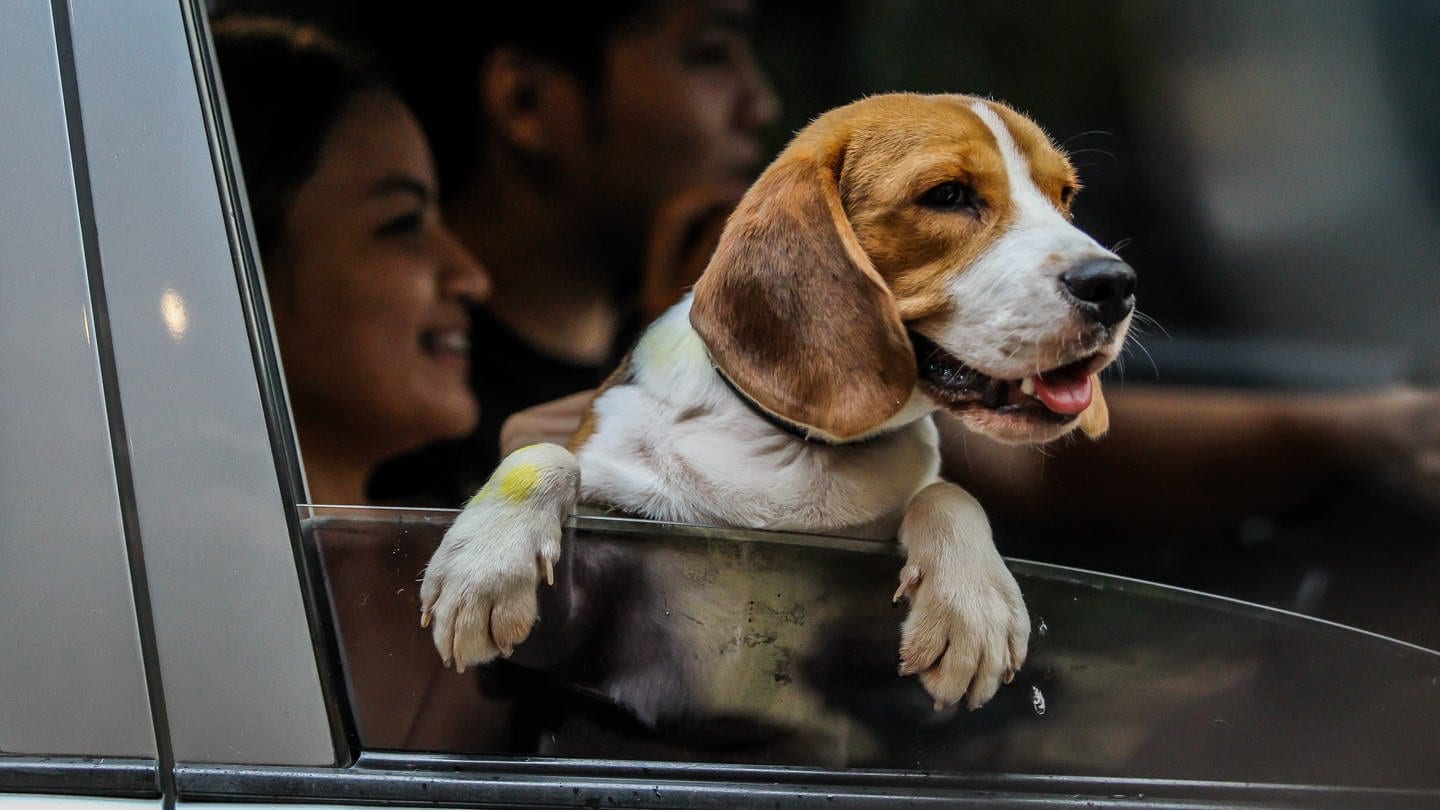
[690,147,916,442]
[1077,375,1109,439]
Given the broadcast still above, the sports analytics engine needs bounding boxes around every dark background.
[755,0,1440,388]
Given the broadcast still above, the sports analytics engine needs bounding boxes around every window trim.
[0,757,160,800]
[172,752,1438,808]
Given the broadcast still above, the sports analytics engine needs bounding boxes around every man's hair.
[364,2,659,197]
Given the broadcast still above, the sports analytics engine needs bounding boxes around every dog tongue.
[1032,372,1093,415]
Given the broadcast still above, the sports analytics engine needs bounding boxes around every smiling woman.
[213,16,491,505]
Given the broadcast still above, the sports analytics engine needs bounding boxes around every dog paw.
[895,558,1029,710]
[418,444,579,672]
[895,482,1030,710]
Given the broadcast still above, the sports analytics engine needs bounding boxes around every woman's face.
[269,90,489,458]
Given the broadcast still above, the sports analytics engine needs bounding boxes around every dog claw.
[1003,669,1015,684]
[540,557,555,587]
[887,564,921,602]
[893,578,914,604]
[420,609,432,629]
[893,570,920,604]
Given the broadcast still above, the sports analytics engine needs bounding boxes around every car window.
[194,0,1440,806]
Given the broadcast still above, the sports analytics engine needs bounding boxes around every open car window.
[186,0,1440,806]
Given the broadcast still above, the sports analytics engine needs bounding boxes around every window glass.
[308,506,1440,787]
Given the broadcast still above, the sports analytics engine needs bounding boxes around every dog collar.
[712,366,887,447]
[713,367,820,443]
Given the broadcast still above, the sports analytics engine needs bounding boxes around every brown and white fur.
[420,93,1134,712]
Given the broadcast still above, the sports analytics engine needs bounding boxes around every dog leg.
[419,443,579,672]
[894,481,1030,710]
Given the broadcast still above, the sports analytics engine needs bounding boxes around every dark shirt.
[368,309,617,507]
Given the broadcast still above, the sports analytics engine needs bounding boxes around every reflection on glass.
[306,505,1440,789]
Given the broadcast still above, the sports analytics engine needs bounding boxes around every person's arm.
[498,389,595,458]
[941,385,1440,534]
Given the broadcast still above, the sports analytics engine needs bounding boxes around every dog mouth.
[910,331,1102,423]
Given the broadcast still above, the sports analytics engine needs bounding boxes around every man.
[367,0,780,502]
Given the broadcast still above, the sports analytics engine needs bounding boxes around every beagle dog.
[421,93,1134,712]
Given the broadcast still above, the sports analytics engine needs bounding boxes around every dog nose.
[1060,258,1136,328]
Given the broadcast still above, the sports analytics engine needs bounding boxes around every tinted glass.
[311,507,1440,788]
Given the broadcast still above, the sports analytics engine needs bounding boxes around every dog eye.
[920,182,973,210]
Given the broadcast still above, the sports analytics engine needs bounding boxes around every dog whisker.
[1060,129,1114,145]
[1060,128,1120,170]
[1066,152,1119,175]
[1028,441,1058,460]
[1120,336,1161,381]
[1130,309,1170,339]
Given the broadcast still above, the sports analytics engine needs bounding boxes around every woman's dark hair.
[212,15,387,258]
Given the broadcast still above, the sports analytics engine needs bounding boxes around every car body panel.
[0,0,154,760]
[0,797,162,810]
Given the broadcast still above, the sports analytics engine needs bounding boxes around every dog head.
[691,93,1133,445]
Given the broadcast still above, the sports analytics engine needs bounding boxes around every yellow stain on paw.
[469,448,554,506]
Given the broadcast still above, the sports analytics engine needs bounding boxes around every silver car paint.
[0,0,154,760]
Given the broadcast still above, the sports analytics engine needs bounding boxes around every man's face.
[577,0,780,248]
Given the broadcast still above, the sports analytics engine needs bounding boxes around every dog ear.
[1077,374,1109,439]
[691,149,916,442]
